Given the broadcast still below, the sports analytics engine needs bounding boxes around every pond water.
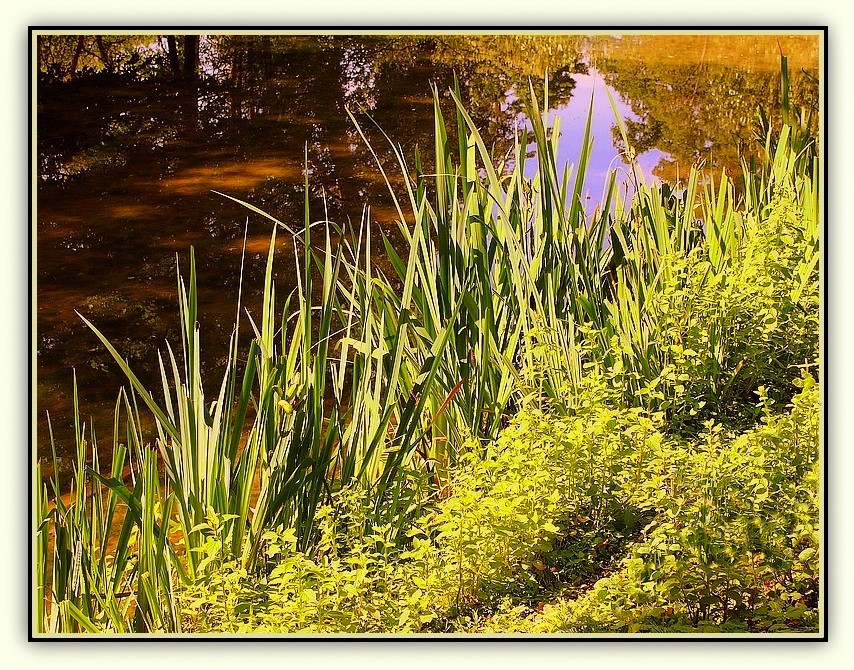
[35,32,819,475]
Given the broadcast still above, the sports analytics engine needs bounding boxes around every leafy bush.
[171,380,673,633]
[171,374,818,635]
[594,157,818,434]
[518,376,819,634]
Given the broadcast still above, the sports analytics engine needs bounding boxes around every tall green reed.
[344,79,620,462]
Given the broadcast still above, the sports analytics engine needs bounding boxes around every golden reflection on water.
[588,34,819,185]
[592,34,819,71]
[158,158,303,195]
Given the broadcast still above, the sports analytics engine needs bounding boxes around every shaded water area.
[35,33,819,479]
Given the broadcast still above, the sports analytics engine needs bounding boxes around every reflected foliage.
[590,35,819,182]
[408,35,586,143]
[37,35,187,81]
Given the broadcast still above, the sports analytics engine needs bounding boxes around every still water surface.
[35,33,819,473]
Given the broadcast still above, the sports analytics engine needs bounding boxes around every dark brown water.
[35,33,819,477]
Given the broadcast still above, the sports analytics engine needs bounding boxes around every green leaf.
[798,547,816,563]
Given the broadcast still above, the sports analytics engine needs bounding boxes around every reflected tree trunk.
[70,36,84,78]
[95,36,114,73]
[260,37,273,79]
[164,35,200,80]
[166,35,180,75]
[178,81,200,136]
[183,35,199,80]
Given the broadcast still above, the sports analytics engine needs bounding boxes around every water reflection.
[589,34,819,182]
[35,33,819,475]
[524,66,667,201]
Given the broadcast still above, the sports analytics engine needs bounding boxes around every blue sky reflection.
[523,67,668,213]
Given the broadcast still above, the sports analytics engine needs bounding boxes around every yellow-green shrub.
[520,376,819,634]
[175,386,669,633]
[600,186,818,432]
